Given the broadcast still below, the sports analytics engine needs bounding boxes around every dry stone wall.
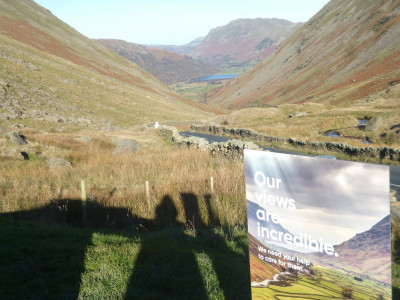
[158,125,260,159]
[191,123,400,162]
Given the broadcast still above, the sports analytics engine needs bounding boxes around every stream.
[251,272,292,287]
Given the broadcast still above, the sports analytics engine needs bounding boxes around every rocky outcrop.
[6,131,28,145]
[158,125,260,159]
[1,149,29,160]
[365,116,383,131]
[191,123,400,162]
[46,157,72,169]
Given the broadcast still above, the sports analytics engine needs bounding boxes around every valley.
[0,0,400,298]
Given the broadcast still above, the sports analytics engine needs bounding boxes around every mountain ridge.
[209,0,400,108]
[312,214,391,284]
[147,18,302,71]
[95,39,218,84]
[191,18,303,64]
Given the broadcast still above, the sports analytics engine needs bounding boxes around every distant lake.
[194,74,238,82]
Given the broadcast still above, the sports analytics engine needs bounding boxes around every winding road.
[180,131,400,192]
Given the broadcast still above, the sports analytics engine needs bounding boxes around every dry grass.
[212,87,400,148]
[0,130,246,228]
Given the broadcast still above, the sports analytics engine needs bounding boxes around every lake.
[194,74,238,82]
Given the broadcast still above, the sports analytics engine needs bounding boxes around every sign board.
[244,150,391,299]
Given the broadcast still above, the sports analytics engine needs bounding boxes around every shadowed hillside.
[96,39,219,84]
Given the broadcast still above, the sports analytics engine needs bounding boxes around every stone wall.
[191,123,400,162]
[158,125,260,159]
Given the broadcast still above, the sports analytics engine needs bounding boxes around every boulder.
[289,111,308,118]
[6,131,28,145]
[365,116,383,131]
[12,108,23,117]
[1,149,28,160]
[46,157,72,169]
[112,139,140,155]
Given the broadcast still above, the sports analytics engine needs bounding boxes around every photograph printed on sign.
[244,149,391,299]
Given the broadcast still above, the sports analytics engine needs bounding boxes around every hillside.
[149,37,204,56]
[191,18,302,66]
[0,0,214,130]
[96,39,218,84]
[209,0,400,108]
[312,215,391,284]
[248,234,284,283]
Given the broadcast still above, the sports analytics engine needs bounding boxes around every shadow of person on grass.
[125,195,209,299]
[0,199,91,300]
[0,194,251,300]
[125,193,251,300]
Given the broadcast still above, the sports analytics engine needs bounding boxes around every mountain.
[209,0,400,108]
[312,215,391,284]
[149,37,204,56]
[0,0,213,129]
[191,18,302,65]
[248,233,285,282]
[95,39,218,84]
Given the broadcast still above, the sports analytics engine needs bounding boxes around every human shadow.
[0,198,156,299]
[184,193,251,300]
[125,193,251,300]
[0,193,251,299]
[125,195,209,299]
[0,199,91,300]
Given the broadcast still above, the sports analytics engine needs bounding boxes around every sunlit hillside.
[0,0,215,130]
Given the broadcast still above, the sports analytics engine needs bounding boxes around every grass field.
[0,128,399,299]
[252,266,391,300]
[0,216,251,300]
[1,215,398,299]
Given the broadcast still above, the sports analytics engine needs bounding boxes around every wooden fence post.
[145,180,150,206]
[210,177,214,194]
[81,180,87,227]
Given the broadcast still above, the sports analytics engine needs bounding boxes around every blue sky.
[34,0,330,45]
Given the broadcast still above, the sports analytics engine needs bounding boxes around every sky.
[244,150,390,250]
[34,0,330,45]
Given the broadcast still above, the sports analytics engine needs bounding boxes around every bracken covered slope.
[209,0,400,108]
[191,18,302,64]
[0,0,214,128]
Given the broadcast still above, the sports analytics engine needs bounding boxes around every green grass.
[0,216,251,300]
[252,266,391,300]
[1,203,399,299]
[220,61,260,75]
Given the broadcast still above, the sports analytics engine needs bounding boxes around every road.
[180,131,400,191]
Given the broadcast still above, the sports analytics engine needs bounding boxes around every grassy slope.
[0,217,251,300]
[210,84,400,149]
[0,127,399,299]
[0,215,398,299]
[209,0,400,108]
[0,0,215,129]
[252,265,391,300]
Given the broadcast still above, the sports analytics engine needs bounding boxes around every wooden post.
[145,180,150,206]
[81,180,87,227]
[210,177,214,194]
